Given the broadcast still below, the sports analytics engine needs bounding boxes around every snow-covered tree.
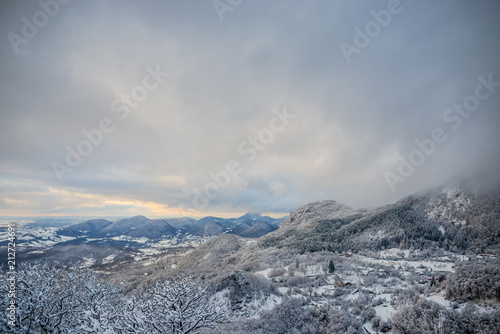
[1,263,127,333]
[0,263,81,333]
[141,276,231,334]
[72,269,125,333]
[1,265,231,334]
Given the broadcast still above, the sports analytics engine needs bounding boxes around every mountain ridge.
[58,212,285,240]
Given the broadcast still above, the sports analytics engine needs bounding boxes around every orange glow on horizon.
[0,189,289,219]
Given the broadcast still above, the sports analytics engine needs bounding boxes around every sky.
[0,0,499,218]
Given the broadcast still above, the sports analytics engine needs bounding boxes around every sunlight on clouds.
[51,191,191,217]
[3,198,29,205]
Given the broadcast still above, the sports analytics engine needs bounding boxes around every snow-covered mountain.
[56,213,283,240]
[59,216,178,239]
[261,182,500,255]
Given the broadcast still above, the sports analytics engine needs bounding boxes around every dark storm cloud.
[0,0,499,216]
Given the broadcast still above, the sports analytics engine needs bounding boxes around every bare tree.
[1,263,128,333]
[1,265,231,334]
[142,277,231,334]
[0,263,81,333]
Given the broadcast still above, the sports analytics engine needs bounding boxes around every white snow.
[374,303,395,321]
[426,292,450,308]
[255,268,273,278]
[363,322,377,334]
[102,254,117,265]
[80,257,96,268]
[379,248,411,259]
[111,236,149,243]
[358,255,455,273]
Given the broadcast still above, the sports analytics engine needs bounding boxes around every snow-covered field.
[0,226,77,248]
[358,255,455,273]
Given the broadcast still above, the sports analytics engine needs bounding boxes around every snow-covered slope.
[177,234,244,269]
[280,200,361,231]
[243,183,500,258]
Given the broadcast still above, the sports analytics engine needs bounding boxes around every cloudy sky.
[1,0,499,218]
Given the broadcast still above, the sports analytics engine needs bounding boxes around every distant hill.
[237,222,277,238]
[58,213,285,240]
[60,219,113,237]
[58,216,177,239]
